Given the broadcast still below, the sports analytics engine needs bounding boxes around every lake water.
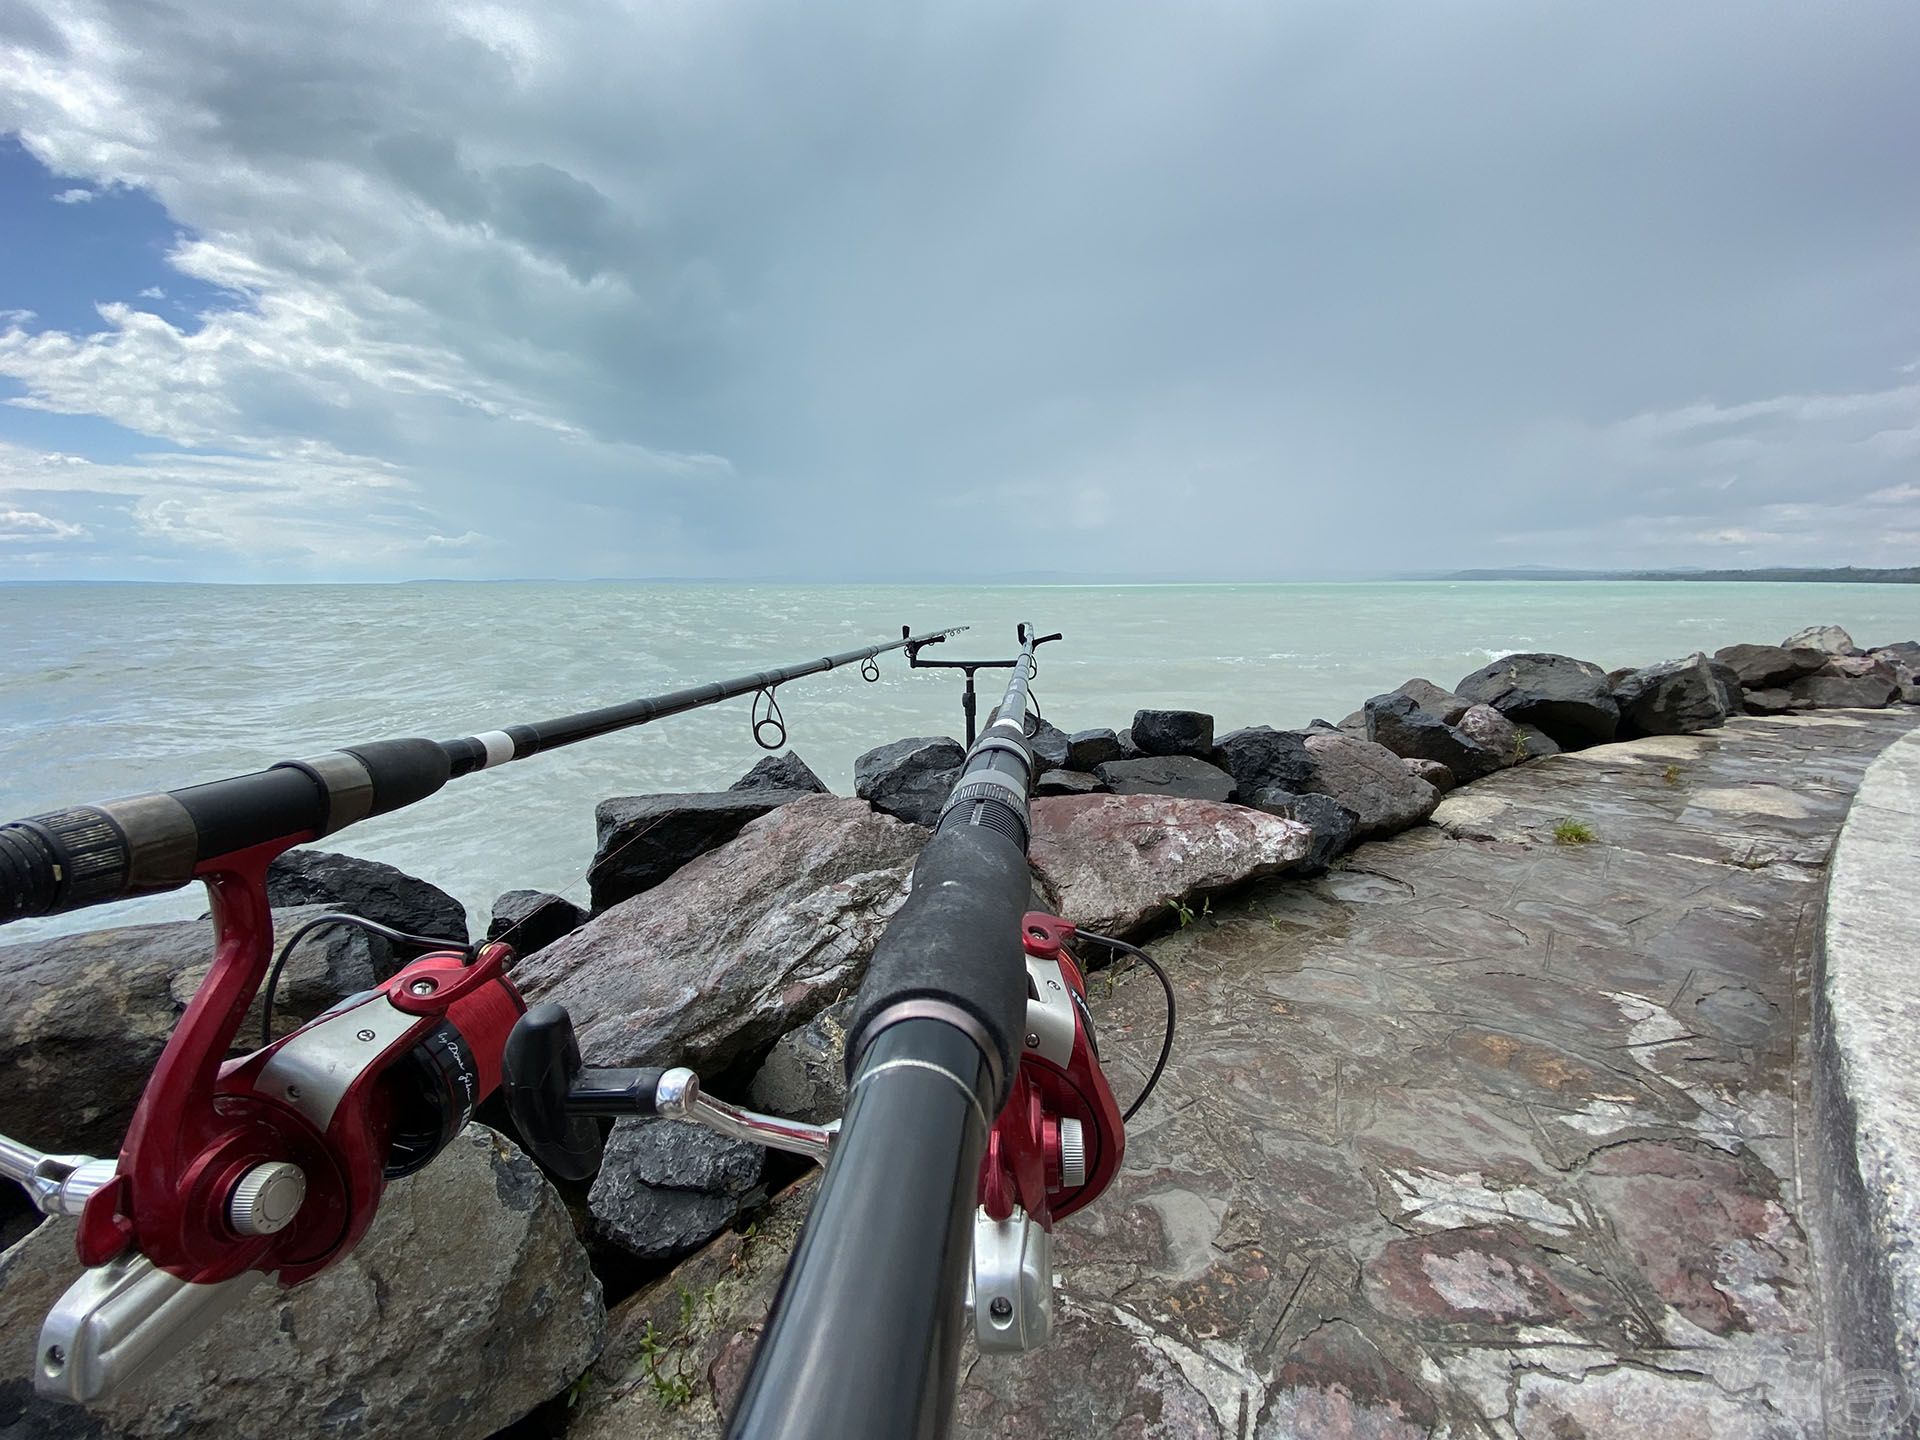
[3,580,1917,941]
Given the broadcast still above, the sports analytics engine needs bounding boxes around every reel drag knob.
[229,1162,307,1236]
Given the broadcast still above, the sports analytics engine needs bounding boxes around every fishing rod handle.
[0,740,449,926]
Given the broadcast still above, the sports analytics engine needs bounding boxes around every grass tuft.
[1552,817,1596,845]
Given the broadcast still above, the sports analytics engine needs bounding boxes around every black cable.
[1074,928,1176,1122]
[262,912,472,1046]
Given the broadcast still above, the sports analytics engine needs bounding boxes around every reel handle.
[501,1003,663,1182]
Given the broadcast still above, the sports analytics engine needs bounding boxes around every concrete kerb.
[1815,724,1920,1438]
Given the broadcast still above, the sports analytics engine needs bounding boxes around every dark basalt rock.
[1744,688,1795,715]
[1025,718,1073,772]
[729,750,830,795]
[1129,709,1216,759]
[1515,723,1561,759]
[588,790,813,912]
[1389,678,1471,723]
[1454,653,1619,750]
[1093,755,1236,803]
[1300,734,1442,839]
[268,849,468,948]
[1036,769,1106,796]
[1612,653,1739,736]
[488,890,587,960]
[1212,726,1315,798]
[1066,728,1126,770]
[747,998,853,1124]
[1713,644,1826,690]
[1403,758,1456,794]
[588,1117,766,1261]
[1115,727,1144,759]
[853,735,966,828]
[1245,789,1360,873]
[1362,693,1509,783]
[1789,672,1899,709]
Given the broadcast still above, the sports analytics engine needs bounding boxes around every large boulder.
[588,1118,765,1262]
[1744,688,1796,715]
[1128,709,1216,759]
[487,889,587,960]
[1713,643,1826,690]
[1403,758,1456,793]
[729,750,830,795]
[1024,718,1073,772]
[1244,789,1359,873]
[0,1126,602,1440]
[1035,769,1106,796]
[267,849,467,946]
[853,736,966,828]
[1781,624,1858,655]
[1092,755,1236,803]
[587,789,812,912]
[1301,734,1443,839]
[1611,653,1738,736]
[1361,693,1510,783]
[1,906,382,1154]
[1453,653,1619,749]
[1387,677,1471,722]
[1211,726,1315,797]
[1028,794,1311,936]
[1789,671,1899,709]
[747,997,853,1124]
[1454,703,1523,767]
[514,797,922,1073]
[1066,728,1126,770]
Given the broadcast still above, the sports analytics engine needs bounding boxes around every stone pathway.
[572,711,1920,1439]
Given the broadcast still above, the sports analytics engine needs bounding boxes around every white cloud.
[50,187,93,204]
[137,286,166,300]
[0,504,88,541]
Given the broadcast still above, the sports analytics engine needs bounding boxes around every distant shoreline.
[1434,567,1920,585]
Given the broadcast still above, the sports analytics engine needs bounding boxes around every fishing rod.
[0,624,963,925]
[0,621,1166,1438]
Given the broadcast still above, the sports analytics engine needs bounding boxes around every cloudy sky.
[1,2,1915,581]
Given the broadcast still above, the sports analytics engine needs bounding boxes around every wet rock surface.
[1612,651,1739,736]
[588,1118,766,1261]
[0,1126,601,1440]
[584,710,1918,1438]
[1212,724,1316,798]
[1364,691,1509,782]
[1715,642,1827,690]
[1067,727,1127,770]
[728,749,829,794]
[588,789,812,911]
[1301,732,1442,838]
[267,848,469,947]
[1093,754,1237,802]
[1029,793,1312,935]
[515,796,921,1073]
[1129,708,1216,759]
[1455,652,1620,749]
[1024,718,1073,771]
[488,888,587,959]
[746,997,852,1124]
[853,735,966,827]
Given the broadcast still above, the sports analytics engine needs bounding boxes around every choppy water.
[3,580,1917,941]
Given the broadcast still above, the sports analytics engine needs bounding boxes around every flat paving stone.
[566,711,1920,1439]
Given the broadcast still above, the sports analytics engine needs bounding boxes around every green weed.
[1552,818,1596,845]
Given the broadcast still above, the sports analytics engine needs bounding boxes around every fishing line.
[1073,929,1176,1121]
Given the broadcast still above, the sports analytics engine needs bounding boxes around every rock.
[747,997,853,1124]
[1781,624,1857,655]
[1789,672,1899,709]
[514,797,921,1073]
[1244,789,1359,872]
[487,889,587,960]
[1024,718,1072,772]
[1903,683,1920,706]
[1389,677,1471,722]
[588,1117,765,1261]
[1336,709,1369,734]
[853,736,966,828]
[1454,653,1620,749]
[1873,640,1920,668]
[729,750,829,794]
[588,789,812,912]
[1455,703,1523,768]
[1035,768,1106,796]
[1211,726,1315,797]
[1713,643,1826,690]
[1303,718,1339,734]
[1821,653,1900,684]
[1611,653,1737,736]
[1362,692,1509,783]
[1403,757,1456,793]
[1128,708,1216,759]
[1744,688,1794,715]
[267,848,467,946]
[1,906,381,1154]
[0,1126,601,1440]
[1028,794,1311,935]
[1515,723,1561,759]
[1301,733,1442,839]
[1093,755,1236,803]
[1115,727,1143,759]
[1066,728,1126,770]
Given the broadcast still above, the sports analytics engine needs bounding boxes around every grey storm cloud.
[0,1,1916,580]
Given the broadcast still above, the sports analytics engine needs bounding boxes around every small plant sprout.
[1168,897,1195,927]
[1512,731,1531,763]
[1663,763,1682,786]
[1552,817,1596,845]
